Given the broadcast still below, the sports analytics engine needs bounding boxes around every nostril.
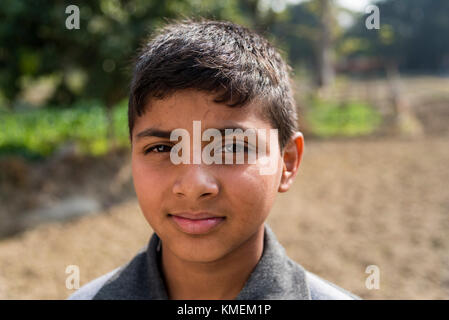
[200,192,213,198]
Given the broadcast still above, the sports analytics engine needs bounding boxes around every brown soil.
[0,133,448,299]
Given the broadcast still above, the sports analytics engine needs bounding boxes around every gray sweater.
[68,224,360,300]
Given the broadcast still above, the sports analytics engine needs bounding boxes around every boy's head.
[128,20,304,263]
[128,19,298,150]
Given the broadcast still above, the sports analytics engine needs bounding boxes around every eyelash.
[143,142,251,155]
[144,144,172,154]
[217,142,250,153]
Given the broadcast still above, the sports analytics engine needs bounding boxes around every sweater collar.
[94,223,311,299]
[148,223,311,300]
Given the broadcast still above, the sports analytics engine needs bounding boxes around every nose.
[172,164,219,200]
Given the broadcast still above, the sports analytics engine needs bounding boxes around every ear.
[278,132,304,193]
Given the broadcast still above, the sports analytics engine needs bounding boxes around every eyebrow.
[135,125,257,141]
[136,128,172,140]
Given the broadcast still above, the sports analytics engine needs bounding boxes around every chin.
[182,252,224,263]
[171,239,230,263]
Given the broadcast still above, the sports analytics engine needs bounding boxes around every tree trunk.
[385,61,423,136]
[317,0,335,90]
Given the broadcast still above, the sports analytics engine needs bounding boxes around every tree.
[0,0,254,110]
[272,0,341,89]
[316,0,335,88]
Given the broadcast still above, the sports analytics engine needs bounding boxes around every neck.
[160,226,265,300]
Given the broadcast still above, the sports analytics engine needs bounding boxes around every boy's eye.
[217,142,249,153]
[144,144,172,154]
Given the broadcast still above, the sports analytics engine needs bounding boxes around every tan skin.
[131,89,304,299]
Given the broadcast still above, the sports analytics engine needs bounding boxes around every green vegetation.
[0,98,383,160]
[2,0,446,158]
[305,99,382,138]
[3,0,448,110]
[0,101,129,160]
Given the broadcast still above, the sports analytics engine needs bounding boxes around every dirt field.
[0,132,448,299]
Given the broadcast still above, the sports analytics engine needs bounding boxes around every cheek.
[223,165,279,223]
[132,157,168,217]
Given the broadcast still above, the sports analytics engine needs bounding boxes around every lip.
[169,212,226,235]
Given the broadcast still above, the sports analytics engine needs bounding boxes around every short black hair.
[128,19,298,150]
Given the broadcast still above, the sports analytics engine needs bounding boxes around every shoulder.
[67,267,121,300]
[305,271,361,300]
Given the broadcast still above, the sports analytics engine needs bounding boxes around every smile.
[168,213,226,235]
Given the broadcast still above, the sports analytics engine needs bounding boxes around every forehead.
[133,90,271,134]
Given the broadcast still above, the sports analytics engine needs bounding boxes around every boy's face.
[131,89,301,263]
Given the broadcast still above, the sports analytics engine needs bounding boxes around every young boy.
[69,20,359,300]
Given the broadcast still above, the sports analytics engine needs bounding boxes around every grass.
[305,99,382,138]
[0,98,383,160]
[0,100,129,160]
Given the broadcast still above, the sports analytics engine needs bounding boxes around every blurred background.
[0,0,448,299]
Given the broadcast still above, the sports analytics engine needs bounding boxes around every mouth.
[168,212,226,235]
